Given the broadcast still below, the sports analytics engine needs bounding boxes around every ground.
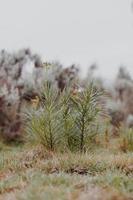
[0,139,133,200]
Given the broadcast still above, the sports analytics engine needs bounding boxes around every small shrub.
[70,84,102,152]
[26,83,65,151]
[26,82,103,152]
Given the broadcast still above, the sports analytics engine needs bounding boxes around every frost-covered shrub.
[126,115,133,128]
[83,64,104,90]
[105,67,133,132]
[115,66,133,115]
[0,49,43,140]
[56,64,79,91]
[106,100,125,134]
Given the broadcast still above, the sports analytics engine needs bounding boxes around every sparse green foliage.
[26,82,102,152]
[26,83,64,151]
[70,84,102,152]
[60,88,76,151]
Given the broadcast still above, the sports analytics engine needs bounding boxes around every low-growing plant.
[26,82,103,152]
[60,88,77,151]
[26,83,65,151]
[70,84,102,152]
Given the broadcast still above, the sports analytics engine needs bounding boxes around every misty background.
[0,0,133,80]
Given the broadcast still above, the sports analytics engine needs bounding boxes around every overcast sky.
[0,0,133,79]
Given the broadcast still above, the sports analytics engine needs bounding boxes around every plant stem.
[80,114,85,153]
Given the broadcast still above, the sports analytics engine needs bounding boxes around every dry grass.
[0,140,133,200]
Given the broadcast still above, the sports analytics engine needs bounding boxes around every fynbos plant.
[70,84,102,152]
[26,82,103,152]
[26,83,65,151]
[60,88,77,151]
